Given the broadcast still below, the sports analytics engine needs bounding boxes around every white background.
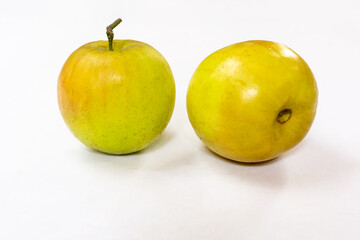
[1,0,360,239]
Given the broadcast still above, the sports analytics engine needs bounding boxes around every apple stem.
[106,18,122,51]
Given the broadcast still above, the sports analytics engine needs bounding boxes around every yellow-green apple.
[58,19,175,154]
[187,40,318,163]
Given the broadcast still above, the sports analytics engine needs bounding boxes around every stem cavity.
[106,18,122,51]
[277,109,292,124]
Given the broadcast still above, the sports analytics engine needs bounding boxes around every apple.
[187,40,318,163]
[58,18,175,154]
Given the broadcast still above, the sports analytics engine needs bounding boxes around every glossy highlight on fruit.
[187,40,318,163]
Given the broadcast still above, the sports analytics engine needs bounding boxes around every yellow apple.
[187,40,318,163]
[58,19,175,154]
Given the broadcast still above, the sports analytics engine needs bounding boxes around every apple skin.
[187,40,318,163]
[58,40,175,154]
